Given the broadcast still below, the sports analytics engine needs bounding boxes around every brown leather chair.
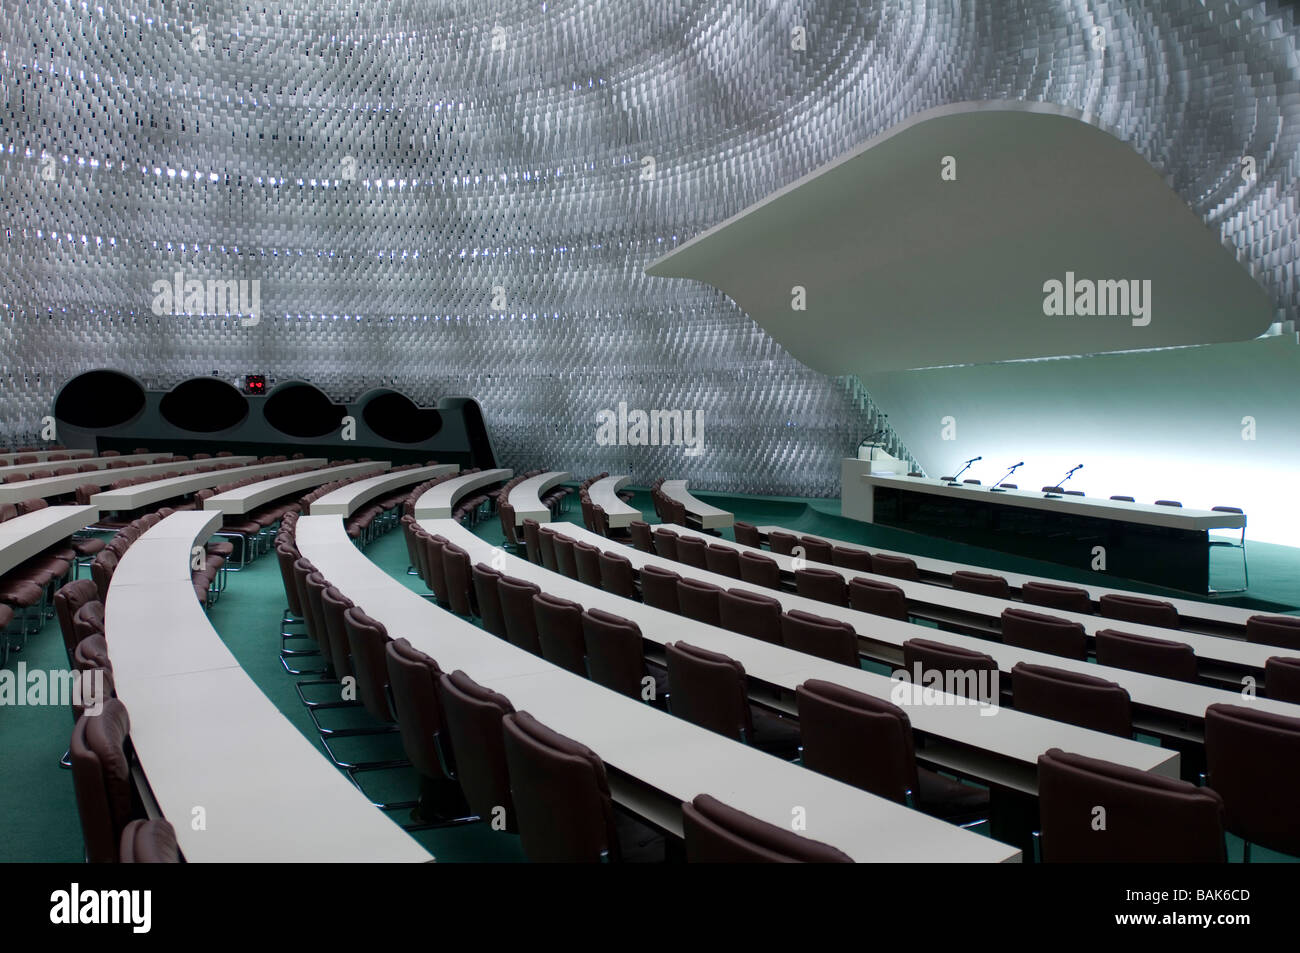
[54,579,101,662]
[902,638,999,702]
[597,549,636,600]
[738,550,781,589]
[951,570,1010,599]
[70,698,139,863]
[552,534,580,580]
[848,577,908,620]
[798,536,834,564]
[870,553,918,581]
[581,607,666,704]
[732,522,761,548]
[342,606,397,727]
[1266,656,1300,704]
[1021,581,1092,614]
[119,819,181,863]
[521,518,543,564]
[705,544,742,579]
[651,527,678,561]
[683,793,852,863]
[780,610,858,666]
[319,586,357,681]
[1095,628,1197,682]
[471,563,508,639]
[1011,662,1131,736]
[497,501,519,548]
[1245,614,1300,650]
[830,546,872,572]
[533,592,587,676]
[797,679,989,823]
[767,530,798,556]
[718,588,782,645]
[794,567,847,606]
[1099,593,1179,629]
[497,575,543,655]
[440,542,476,616]
[1000,607,1087,660]
[422,533,451,606]
[1037,748,1225,863]
[675,534,708,570]
[437,670,517,832]
[537,525,559,571]
[628,520,655,553]
[640,563,682,614]
[572,540,604,588]
[665,641,800,758]
[676,577,723,626]
[1204,703,1300,860]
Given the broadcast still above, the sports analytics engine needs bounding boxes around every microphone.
[990,461,1024,492]
[948,456,982,485]
[1044,464,1083,497]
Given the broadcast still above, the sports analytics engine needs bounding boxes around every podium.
[841,452,904,521]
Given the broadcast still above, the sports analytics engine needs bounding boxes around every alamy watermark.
[150,270,260,326]
[0,664,104,716]
[594,401,704,457]
[890,662,999,715]
[1042,271,1150,327]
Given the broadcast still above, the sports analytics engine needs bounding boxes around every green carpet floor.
[1,488,1295,862]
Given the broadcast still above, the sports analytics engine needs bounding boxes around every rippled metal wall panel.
[1,1,1295,495]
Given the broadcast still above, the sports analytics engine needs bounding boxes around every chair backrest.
[1204,703,1300,856]
[437,670,516,828]
[1245,614,1300,650]
[768,531,798,556]
[870,553,918,581]
[502,711,620,862]
[640,563,682,614]
[471,563,508,639]
[582,607,648,700]
[552,534,579,580]
[319,585,356,679]
[533,592,587,676]
[798,536,834,564]
[70,698,137,864]
[119,818,181,863]
[384,638,448,782]
[675,534,708,570]
[497,575,543,655]
[830,546,872,571]
[303,572,335,670]
[441,542,475,616]
[1099,593,1179,629]
[537,525,559,571]
[677,577,724,626]
[951,570,1010,598]
[794,567,848,606]
[732,522,761,548]
[718,588,783,645]
[1094,628,1197,682]
[682,793,852,863]
[90,550,118,600]
[651,527,678,561]
[342,606,395,723]
[423,534,451,605]
[1266,656,1300,704]
[597,549,636,599]
[737,549,781,589]
[796,678,917,803]
[572,540,604,588]
[705,544,742,579]
[1000,607,1088,660]
[847,576,907,620]
[901,638,998,701]
[665,641,751,742]
[1037,748,1225,862]
[1011,662,1131,736]
[628,520,655,553]
[1021,581,1092,614]
[498,501,518,546]
[521,518,542,564]
[54,579,102,662]
[780,609,858,666]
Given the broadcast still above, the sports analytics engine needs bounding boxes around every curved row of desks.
[0,456,258,506]
[103,511,431,862]
[507,471,570,525]
[308,464,458,516]
[204,461,387,514]
[425,519,1177,797]
[0,504,99,576]
[758,525,1277,635]
[660,479,733,529]
[413,468,513,519]
[554,523,1300,741]
[0,452,173,479]
[297,514,1018,862]
[93,459,326,512]
[0,449,93,465]
[667,526,1297,674]
[588,475,641,528]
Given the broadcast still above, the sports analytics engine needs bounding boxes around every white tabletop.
[865,474,1246,531]
[555,523,1300,727]
[507,471,571,525]
[296,514,1018,862]
[0,505,99,576]
[0,456,257,505]
[427,519,1178,793]
[104,511,430,863]
[413,469,513,519]
[204,462,386,514]
[660,480,734,529]
[92,460,324,511]
[308,464,458,517]
[670,526,1297,672]
[0,449,93,465]
[588,476,642,528]
[0,452,173,479]
[758,525,1274,632]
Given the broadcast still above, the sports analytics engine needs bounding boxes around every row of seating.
[649,477,687,526]
[494,469,570,543]
[0,501,82,658]
[575,472,635,538]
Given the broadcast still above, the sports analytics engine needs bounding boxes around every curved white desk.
[0,456,257,506]
[507,471,571,525]
[413,468,512,519]
[92,459,324,511]
[205,462,386,515]
[0,449,93,465]
[588,475,641,528]
[296,514,1017,863]
[660,479,733,529]
[0,505,99,576]
[426,519,1177,795]
[308,464,457,516]
[0,452,172,479]
[104,511,430,863]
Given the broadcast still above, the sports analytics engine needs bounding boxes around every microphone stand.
[990,462,1023,492]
